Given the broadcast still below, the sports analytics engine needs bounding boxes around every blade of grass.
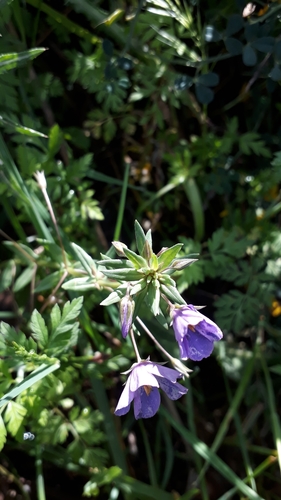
[1,194,26,240]
[87,170,145,191]
[0,48,46,74]
[114,474,174,500]
[137,181,177,214]
[161,406,263,500]
[139,419,158,488]
[159,419,175,490]
[217,454,277,500]
[183,177,204,241]
[185,378,209,500]
[26,0,100,45]
[113,158,130,241]
[198,351,255,481]
[0,362,60,408]
[0,133,54,243]
[223,370,257,491]
[260,350,281,473]
[88,369,128,474]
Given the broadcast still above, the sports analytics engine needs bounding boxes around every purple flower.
[172,305,223,361]
[114,361,187,419]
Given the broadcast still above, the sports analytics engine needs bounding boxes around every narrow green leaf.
[72,242,95,276]
[123,247,148,269]
[0,116,48,137]
[160,283,186,305]
[0,48,46,74]
[157,244,183,270]
[26,0,100,45]
[48,124,63,157]
[261,352,281,473]
[62,277,97,291]
[0,363,60,409]
[100,290,123,306]
[34,271,64,293]
[134,220,146,256]
[101,268,142,281]
[13,265,35,292]
[183,178,204,241]
[0,260,15,293]
[115,474,177,500]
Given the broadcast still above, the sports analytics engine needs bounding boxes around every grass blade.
[113,158,130,241]
[260,351,281,473]
[198,352,255,480]
[0,48,46,74]
[161,407,263,500]
[0,363,60,408]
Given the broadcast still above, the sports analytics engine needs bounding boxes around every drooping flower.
[114,360,187,419]
[172,305,223,361]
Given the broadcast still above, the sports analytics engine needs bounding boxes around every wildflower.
[172,305,223,361]
[114,360,187,419]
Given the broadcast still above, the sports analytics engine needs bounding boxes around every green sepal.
[160,283,186,305]
[100,268,142,280]
[130,279,147,295]
[133,287,148,321]
[151,253,159,270]
[134,220,146,256]
[157,243,183,270]
[143,240,153,264]
[123,247,148,269]
[100,287,125,306]
[155,306,169,329]
[159,274,176,287]
[145,228,152,247]
[145,281,160,316]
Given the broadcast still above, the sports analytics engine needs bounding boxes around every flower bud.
[169,258,198,270]
[170,357,193,378]
[34,171,47,190]
[112,241,128,257]
[119,295,135,338]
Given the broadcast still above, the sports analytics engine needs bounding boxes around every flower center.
[143,385,152,396]
[188,325,196,332]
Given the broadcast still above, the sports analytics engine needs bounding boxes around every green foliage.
[0,0,281,497]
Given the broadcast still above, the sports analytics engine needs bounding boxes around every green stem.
[113,157,130,241]
[35,446,46,500]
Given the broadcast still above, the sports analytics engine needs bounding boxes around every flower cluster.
[99,221,223,419]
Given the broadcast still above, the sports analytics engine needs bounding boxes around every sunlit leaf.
[0,48,46,74]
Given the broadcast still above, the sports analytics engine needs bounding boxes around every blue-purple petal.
[156,376,188,400]
[133,387,160,419]
[114,403,131,417]
[195,319,223,341]
[150,364,181,383]
[185,329,214,361]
